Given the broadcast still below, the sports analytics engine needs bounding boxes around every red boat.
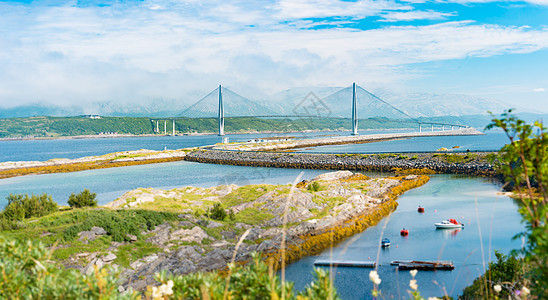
[418,206,425,213]
[400,228,409,236]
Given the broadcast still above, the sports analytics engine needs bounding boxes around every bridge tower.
[218,85,225,136]
[351,82,358,135]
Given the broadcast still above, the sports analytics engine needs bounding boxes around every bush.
[68,189,97,208]
[460,251,524,299]
[205,203,227,221]
[0,194,58,230]
[307,182,323,192]
[0,237,136,299]
[160,252,340,300]
[62,209,179,242]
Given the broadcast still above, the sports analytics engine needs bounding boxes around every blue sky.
[0,0,547,112]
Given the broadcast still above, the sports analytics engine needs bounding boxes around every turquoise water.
[0,130,409,163]
[283,174,522,299]
[0,130,523,298]
[0,161,342,207]
[298,131,508,153]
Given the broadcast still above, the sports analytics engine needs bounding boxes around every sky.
[0,0,547,112]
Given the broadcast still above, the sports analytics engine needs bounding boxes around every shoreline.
[0,127,415,142]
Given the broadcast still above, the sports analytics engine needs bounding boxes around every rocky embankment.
[46,171,428,292]
[213,128,484,151]
[186,150,496,176]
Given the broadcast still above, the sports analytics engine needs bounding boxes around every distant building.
[83,115,102,119]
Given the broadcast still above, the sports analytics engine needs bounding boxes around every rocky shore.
[213,128,484,151]
[185,149,496,176]
[25,171,429,292]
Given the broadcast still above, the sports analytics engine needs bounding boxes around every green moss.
[115,241,162,268]
[235,208,274,225]
[53,236,113,261]
[222,185,275,207]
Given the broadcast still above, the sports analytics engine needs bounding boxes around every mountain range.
[0,86,526,120]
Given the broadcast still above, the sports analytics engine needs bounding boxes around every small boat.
[418,206,425,213]
[435,219,464,229]
[400,228,409,236]
[381,238,391,247]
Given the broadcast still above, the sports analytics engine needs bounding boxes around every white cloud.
[380,10,456,22]
[0,0,547,107]
[534,88,546,92]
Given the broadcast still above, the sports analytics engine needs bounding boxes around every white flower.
[410,269,418,277]
[409,279,418,290]
[427,297,441,300]
[369,270,381,285]
[151,286,161,299]
[521,286,530,296]
[493,284,502,293]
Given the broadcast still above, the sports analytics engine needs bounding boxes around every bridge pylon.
[351,82,358,135]
[218,85,225,136]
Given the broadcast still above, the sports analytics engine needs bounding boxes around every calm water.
[0,130,410,163]
[0,129,522,298]
[298,131,508,153]
[284,175,522,299]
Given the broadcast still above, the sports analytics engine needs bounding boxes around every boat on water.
[381,238,391,247]
[400,228,409,236]
[435,219,464,229]
[418,206,425,213]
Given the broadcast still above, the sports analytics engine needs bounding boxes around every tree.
[68,189,97,208]
[486,109,548,297]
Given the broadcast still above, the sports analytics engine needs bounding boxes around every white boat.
[434,219,464,229]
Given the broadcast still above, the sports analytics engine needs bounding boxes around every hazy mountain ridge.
[0,87,527,119]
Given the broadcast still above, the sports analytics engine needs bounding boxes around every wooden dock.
[390,260,454,270]
[314,259,376,268]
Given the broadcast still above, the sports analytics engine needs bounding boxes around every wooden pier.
[314,259,376,268]
[390,260,454,270]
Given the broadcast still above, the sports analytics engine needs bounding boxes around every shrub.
[0,194,58,230]
[0,237,136,299]
[307,182,323,192]
[68,189,97,208]
[205,203,227,221]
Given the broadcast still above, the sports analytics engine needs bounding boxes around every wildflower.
[521,286,530,296]
[152,280,174,299]
[409,279,418,290]
[410,269,418,277]
[369,270,381,285]
[493,285,502,293]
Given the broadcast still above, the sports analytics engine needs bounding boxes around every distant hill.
[0,86,529,120]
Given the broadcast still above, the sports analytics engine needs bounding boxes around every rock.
[127,234,138,242]
[178,221,194,227]
[175,246,202,261]
[221,230,237,239]
[143,254,159,264]
[118,286,125,293]
[130,261,145,270]
[311,170,353,182]
[170,226,210,243]
[103,253,117,263]
[77,231,96,242]
[206,220,224,228]
[95,259,104,270]
[84,258,98,275]
[146,223,171,245]
[91,227,107,235]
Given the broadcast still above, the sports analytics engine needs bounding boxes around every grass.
[115,241,162,267]
[222,185,276,207]
[433,153,478,164]
[234,208,275,225]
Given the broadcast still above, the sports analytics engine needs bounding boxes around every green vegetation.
[61,209,179,242]
[461,110,548,298]
[0,237,137,299]
[461,251,524,299]
[205,203,227,221]
[433,153,477,164]
[0,116,414,138]
[0,193,58,230]
[307,181,325,192]
[68,189,97,208]
[160,252,340,300]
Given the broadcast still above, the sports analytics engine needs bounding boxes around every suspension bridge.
[152,83,468,136]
